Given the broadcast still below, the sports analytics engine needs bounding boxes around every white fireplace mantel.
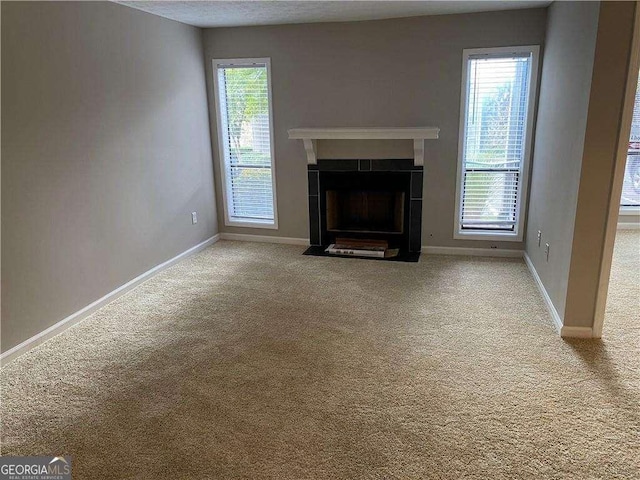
[287,127,440,166]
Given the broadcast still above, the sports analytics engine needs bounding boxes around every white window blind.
[214,59,276,226]
[621,70,640,207]
[458,51,534,233]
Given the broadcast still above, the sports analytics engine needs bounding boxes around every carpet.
[1,234,638,479]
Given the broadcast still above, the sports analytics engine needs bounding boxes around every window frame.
[620,156,640,214]
[453,45,540,242]
[620,68,640,213]
[212,57,279,229]
[619,153,640,213]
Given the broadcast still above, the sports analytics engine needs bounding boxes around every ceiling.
[117,1,551,28]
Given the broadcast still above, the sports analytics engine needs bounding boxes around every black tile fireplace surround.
[306,159,423,261]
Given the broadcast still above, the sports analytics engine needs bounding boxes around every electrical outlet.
[537,230,542,247]
[545,243,550,261]
[191,212,198,225]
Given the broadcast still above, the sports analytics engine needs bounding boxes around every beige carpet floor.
[1,234,639,479]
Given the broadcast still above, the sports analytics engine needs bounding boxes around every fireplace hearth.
[304,159,423,262]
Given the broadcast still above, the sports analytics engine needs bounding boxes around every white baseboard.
[523,254,595,338]
[219,238,519,254]
[560,325,594,338]
[617,222,640,229]
[422,246,524,258]
[523,252,563,334]
[220,233,309,246]
[0,234,220,366]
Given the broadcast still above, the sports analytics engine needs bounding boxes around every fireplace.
[305,159,423,261]
[288,127,438,261]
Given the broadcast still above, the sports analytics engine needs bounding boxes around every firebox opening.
[326,190,405,234]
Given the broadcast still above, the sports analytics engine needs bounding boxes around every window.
[213,58,277,228]
[621,70,640,210]
[455,46,539,240]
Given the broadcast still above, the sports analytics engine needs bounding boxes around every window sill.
[619,206,640,216]
[225,218,278,230]
[453,230,523,242]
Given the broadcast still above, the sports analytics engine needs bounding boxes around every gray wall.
[1,2,217,352]
[526,1,638,329]
[203,9,547,248]
[525,1,600,319]
[564,1,636,328]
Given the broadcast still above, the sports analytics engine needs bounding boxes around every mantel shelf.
[287,127,440,166]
